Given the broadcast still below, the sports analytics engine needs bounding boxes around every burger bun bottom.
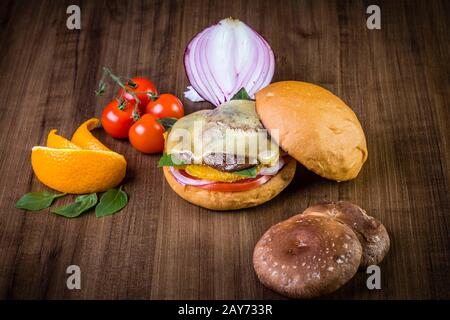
[163,157,296,211]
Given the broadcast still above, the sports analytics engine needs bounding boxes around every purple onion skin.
[183,27,211,104]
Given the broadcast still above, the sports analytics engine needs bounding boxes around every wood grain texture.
[0,0,449,299]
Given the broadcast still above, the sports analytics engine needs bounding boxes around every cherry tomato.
[146,93,184,119]
[101,100,137,139]
[119,77,158,111]
[128,114,165,153]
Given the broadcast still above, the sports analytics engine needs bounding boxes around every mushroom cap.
[302,201,390,268]
[253,214,362,299]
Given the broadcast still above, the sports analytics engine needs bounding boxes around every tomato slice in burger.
[195,175,272,192]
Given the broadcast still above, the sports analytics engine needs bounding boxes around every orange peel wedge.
[71,118,110,151]
[32,118,127,194]
[31,146,126,194]
[47,130,80,149]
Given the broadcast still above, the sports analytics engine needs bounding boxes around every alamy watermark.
[366,265,381,290]
[66,5,381,32]
[366,5,381,29]
[165,122,280,166]
[66,265,81,290]
[66,5,81,30]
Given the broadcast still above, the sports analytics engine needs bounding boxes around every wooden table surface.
[0,0,449,300]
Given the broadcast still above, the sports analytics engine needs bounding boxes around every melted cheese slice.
[166,100,279,166]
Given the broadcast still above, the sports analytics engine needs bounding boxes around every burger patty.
[173,152,256,172]
[203,153,256,172]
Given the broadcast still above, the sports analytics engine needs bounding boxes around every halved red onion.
[184,18,275,106]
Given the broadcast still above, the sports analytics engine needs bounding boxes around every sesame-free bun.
[253,213,362,299]
[302,201,390,268]
[256,81,368,181]
[163,157,296,211]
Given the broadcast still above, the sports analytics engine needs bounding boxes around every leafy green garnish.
[231,87,252,101]
[51,193,98,218]
[156,117,177,130]
[95,186,128,218]
[233,166,257,178]
[158,153,185,167]
[16,191,66,211]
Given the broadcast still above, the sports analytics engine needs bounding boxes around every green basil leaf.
[231,87,252,101]
[95,187,128,218]
[158,153,185,167]
[233,166,257,178]
[51,193,98,218]
[156,117,177,131]
[16,191,66,211]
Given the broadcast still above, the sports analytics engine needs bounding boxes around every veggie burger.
[159,81,368,210]
[159,98,296,211]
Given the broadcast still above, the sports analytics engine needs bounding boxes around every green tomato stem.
[101,67,142,116]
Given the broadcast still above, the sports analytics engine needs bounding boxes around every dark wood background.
[0,0,448,299]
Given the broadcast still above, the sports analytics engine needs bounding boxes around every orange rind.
[32,118,127,194]
[71,118,110,151]
[47,130,80,149]
[31,147,126,194]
